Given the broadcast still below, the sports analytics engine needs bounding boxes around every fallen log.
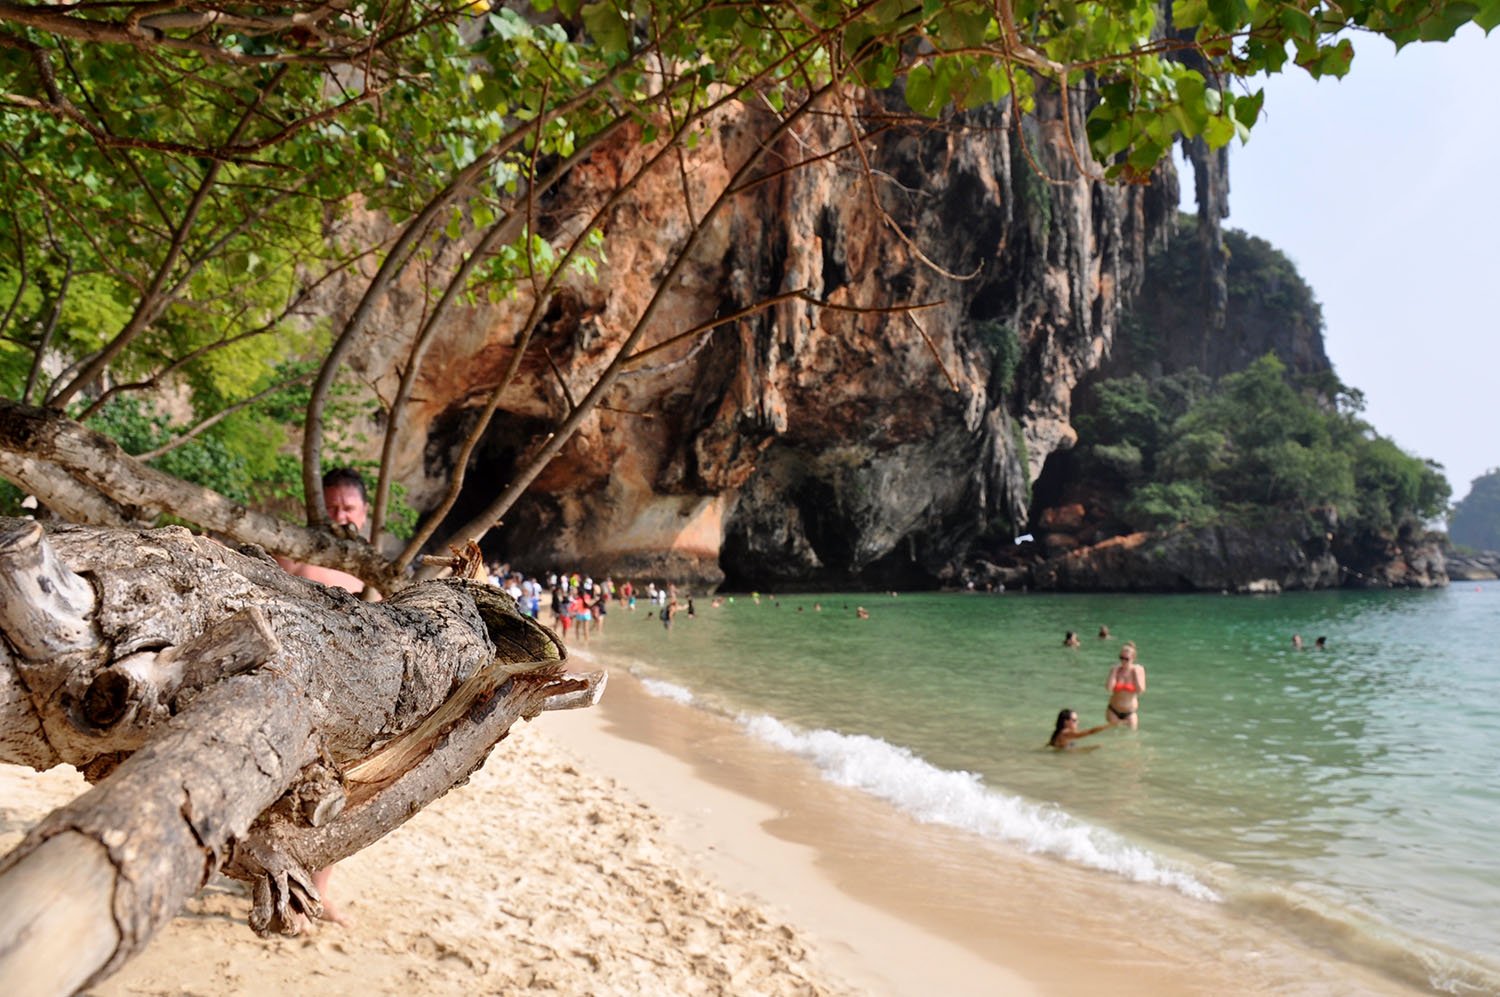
[0,517,600,996]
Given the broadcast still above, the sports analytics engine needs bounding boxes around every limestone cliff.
[345,79,1429,592]
[364,87,1178,589]
[1013,217,1445,592]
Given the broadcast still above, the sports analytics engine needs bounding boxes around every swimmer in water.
[1049,709,1110,749]
[1063,630,1081,648]
[1105,641,1145,729]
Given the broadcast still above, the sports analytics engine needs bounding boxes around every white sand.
[1,721,853,996]
[1,654,1427,996]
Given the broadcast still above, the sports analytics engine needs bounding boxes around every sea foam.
[741,713,1219,902]
[639,677,696,705]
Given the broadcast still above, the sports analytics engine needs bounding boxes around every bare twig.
[48,69,289,408]
[134,371,317,462]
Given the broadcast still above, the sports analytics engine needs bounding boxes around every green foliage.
[1448,469,1500,550]
[76,392,422,538]
[82,397,283,507]
[1122,480,1216,530]
[0,479,26,517]
[1018,161,1055,234]
[1076,370,1209,463]
[1080,355,1448,535]
[975,320,1022,396]
[1011,417,1033,507]
[1223,229,1323,319]
[1092,441,1145,480]
[0,0,1484,550]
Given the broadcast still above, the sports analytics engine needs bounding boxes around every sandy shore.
[2,722,855,995]
[2,651,1425,996]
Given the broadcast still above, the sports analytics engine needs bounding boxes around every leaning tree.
[1,0,1492,992]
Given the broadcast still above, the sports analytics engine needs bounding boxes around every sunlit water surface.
[585,586,1500,993]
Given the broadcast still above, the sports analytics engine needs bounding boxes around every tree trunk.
[0,400,398,589]
[0,517,601,996]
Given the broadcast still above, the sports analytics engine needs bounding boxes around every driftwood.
[0,517,602,996]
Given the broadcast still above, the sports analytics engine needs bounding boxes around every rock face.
[1105,224,1330,382]
[1030,517,1341,593]
[1444,549,1500,581]
[371,87,1177,589]
[343,83,1428,593]
[1025,513,1446,593]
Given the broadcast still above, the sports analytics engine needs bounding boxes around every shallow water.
[585,586,1500,994]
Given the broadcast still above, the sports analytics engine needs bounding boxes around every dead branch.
[0,518,597,993]
[0,401,398,589]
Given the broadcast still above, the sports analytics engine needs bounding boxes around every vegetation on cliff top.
[1448,469,1500,550]
[1077,354,1450,537]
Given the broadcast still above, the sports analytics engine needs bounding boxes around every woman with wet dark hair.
[1048,709,1110,749]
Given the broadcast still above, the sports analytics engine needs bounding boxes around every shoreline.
[554,651,1430,996]
[0,649,1431,995]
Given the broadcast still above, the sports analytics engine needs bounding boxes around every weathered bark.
[0,399,398,589]
[0,517,600,995]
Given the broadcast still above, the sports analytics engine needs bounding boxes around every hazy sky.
[1185,26,1498,505]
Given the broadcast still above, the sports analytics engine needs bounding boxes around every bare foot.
[310,867,354,927]
[318,898,355,928]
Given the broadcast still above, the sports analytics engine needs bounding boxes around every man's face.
[325,483,368,530]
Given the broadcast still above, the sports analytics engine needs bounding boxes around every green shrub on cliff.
[1449,470,1500,550]
[1082,355,1448,536]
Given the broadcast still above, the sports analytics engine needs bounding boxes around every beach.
[2,650,1428,996]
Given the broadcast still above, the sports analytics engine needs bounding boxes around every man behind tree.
[274,467,379,926]
[276,467,374,596]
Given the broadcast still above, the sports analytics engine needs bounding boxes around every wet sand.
[545,653,1428,997]
[1,653,1425,995]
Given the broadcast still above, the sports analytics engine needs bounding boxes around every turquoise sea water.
[585,586,1500,994]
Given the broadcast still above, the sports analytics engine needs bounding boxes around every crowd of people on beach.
[474,568,882,638]
[480,567,705,643]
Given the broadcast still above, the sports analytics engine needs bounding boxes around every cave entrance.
[415,406,553,566]
[1026,447,1077,531]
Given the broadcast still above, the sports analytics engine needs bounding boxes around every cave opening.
[415,405,555,565]
[1027,447,1077,531]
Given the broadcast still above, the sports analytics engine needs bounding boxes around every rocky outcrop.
[1444,549,1500,581]
[1030,515,1341,593]
[1025,517,1448,593]
[1100,222,1330,382]
[331,80,1417,594]
[1333,529,1447,588]
[362,85,1178,589]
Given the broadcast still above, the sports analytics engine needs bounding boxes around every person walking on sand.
[1049,708,1110,750]
[1105,641,1146,729]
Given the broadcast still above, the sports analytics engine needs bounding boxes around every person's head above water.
[1053,708,1078,736]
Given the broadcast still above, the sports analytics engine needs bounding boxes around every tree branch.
[0,401,399,588]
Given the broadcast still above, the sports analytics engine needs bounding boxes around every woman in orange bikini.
[1105,641,1146,729]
